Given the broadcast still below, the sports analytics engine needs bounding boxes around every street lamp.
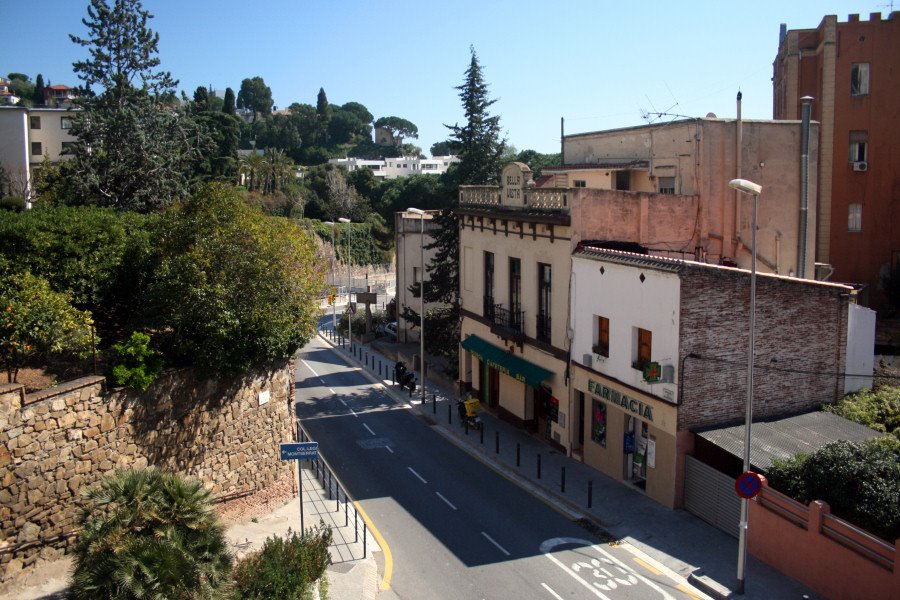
[407,207,426,405]
[339,218,352,349]
[324,221,337,331]
[729,177,761,595]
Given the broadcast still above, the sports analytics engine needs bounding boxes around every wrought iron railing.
[536,312,551,343]
[492,305,524,335]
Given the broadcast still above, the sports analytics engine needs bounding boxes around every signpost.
[280,442,319,531]
[735,471,762,499]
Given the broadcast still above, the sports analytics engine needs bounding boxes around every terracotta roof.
[47,85,72,90]
[533,174,553,188]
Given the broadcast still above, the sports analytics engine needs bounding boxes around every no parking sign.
[735,471,762,499]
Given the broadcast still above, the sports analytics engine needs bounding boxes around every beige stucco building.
[0,106,77,201]
[457,115,821,464]
[394,209,441,343]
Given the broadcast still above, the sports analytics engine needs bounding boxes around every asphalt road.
[296,335,703,600]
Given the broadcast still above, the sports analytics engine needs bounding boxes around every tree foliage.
[0,268,93,383]
[70,468,232,600]
[374,116,418,143]
[236,76,273,120]
[767,437,900,541]
[145,184,325,375]
[109,331,162,392]
[824,386,900,439]
[222,87,236,115]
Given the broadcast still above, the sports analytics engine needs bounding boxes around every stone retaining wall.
[0,360,295,583]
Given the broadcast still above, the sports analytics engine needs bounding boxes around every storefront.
[572,364,678,507]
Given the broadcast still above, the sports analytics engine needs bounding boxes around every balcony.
[490,304,525,342]
[536,312,551,344]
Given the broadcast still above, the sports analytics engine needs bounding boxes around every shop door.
[534,386,556,440]
[487,366,500,409]
[623,416,648,490]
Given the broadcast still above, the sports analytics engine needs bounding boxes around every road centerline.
[435,491,457,510]
[407,467,427,484]
[481,531,510,556]
[363,423,376,436]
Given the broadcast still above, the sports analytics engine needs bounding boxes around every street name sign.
[280,442,319,460]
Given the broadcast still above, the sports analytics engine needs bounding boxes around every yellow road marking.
[633,556,662,575]
[353,501,393,591]
[677,583,705,600]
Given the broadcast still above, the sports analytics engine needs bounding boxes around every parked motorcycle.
[394,361,416,392]
[457,395,482,430]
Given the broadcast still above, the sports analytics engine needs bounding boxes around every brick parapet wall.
[678,267,849,431]
[0,360,294,582]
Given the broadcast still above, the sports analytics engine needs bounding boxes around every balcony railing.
[491,304,525,339]
[536,312,551,343]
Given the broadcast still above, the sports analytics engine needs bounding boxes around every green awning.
[460,335,553,388]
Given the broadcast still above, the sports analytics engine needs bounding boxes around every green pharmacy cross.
[643,361,661,383]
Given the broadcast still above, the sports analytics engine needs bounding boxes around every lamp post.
[729,177,762,595]
[407,207,426,404]
[324,221,336,331]
[339,218,352,348]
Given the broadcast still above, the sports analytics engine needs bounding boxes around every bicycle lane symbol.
[540,537,677,600]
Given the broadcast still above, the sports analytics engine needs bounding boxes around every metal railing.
[492,305,525,336]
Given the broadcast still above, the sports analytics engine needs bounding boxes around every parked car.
[377,321,397,340]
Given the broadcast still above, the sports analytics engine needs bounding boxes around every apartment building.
[773,11,900,309]
[394,209,441,344]
[0,106,77,200]
[330,155,459,180]
[569,247,874,507]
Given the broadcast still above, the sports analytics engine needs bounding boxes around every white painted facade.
[394,210,441,343]
[330,155,458,180]
[570,255,682,404]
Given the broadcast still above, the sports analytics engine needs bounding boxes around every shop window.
[632,327,652,371]
[848,203,862,232]
[851,63,869,96]
[658,176,675,194]
[591,399,607,447]
[849,131,868,163]
[30,116,41,129]
[593,316,609,357]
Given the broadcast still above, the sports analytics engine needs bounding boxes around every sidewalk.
[319,326,822,600]
[1,457,379,600]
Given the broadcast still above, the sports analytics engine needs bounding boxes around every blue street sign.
[280,442,319,460]
[735,471,762,499]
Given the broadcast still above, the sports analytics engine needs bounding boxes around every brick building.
[568,246,874,507]
[773,12,900,309]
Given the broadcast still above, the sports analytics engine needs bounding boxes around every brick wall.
[679,267,849,430]
[0,360,295,582]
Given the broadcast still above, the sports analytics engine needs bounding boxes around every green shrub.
[232,523,332,600]
[109,331,162,392]
[824,385,900,439]
[0,196,25,211]
[766,438,900,541]
[70,468,232,600]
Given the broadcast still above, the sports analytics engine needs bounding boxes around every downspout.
[733,91,743,259]
[798,96,813,278]
[561,117,566,165]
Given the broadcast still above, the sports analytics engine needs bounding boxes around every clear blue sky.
[0,0,882,155]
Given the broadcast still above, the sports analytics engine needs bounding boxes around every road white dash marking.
[385,446,394,454]
[363,423,376,436]
[541,583,564,600]
[435,492,457,510]
[300,360,319,377]
[339,398,348,406]
[349,408,358,418]
[481,532,510,556]
[407,467,427,484]
[329,388,336,394]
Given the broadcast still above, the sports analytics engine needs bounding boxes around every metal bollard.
[480,426,484,445]
[588,480,593,508]
[336,485,340,512]
[561,466,566,493]
[354,509,358,542]
[516,443,521,467]
[345,496,349,526]
[495,431,500,454]
[408,386,412,398]
[363,522,367,558]
[448,403,452,424]
[537,454,542,479]
[432,394,436,414]
[465,417,468,435]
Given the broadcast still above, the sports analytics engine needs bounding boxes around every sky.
[0,0,886,155]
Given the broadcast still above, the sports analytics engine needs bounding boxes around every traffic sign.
[280,442,319,460]
[735,471,762,499]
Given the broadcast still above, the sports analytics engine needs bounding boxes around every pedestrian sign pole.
[280,442,319,531]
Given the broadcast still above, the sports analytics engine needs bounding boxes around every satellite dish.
[706,112,717,118]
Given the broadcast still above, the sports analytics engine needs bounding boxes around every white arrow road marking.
[363,423,375,435]
[407,467,427,484]
[435,491,457,510]
[481,531,510,556]
[540,537,676,600]
[541,583,564,600]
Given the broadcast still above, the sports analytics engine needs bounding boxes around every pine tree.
[222,87,235,115]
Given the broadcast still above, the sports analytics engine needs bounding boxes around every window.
[615,170,630,191]
[61,141,75,154]
[509,257,521,314]
[851,63,869,96]
[591,399,607,447]
[848,204,862,232]
[484,251,495,319]
[413,266,421,284]
[60,116,73,129]
[29,116,41,129]
[849,131,868,162]
[633,327,652,370]
[573,180,586,188]
[31,141,42,155]
[658,176,675,194]
[537,263,551,342]
[593,316,609,357]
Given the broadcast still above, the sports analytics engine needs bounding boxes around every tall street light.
[339,217,352,349]
[729,177,762,595]
[324,221,336,331]
[407,207,426,405]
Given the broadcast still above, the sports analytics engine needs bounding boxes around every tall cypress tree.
[222,87,235,115]
[32,74,45,105]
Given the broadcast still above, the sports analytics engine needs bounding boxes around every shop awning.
[460,335,553,388]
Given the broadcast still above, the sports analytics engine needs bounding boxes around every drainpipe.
[734,91,743,259]
[798,96,813,279]
[561,117,566,165]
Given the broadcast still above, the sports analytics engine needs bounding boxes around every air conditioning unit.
[853,161,868,172]
[582,353,593,368]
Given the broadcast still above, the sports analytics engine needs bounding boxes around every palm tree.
[238,152,265,191]
[69,467,232,600]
